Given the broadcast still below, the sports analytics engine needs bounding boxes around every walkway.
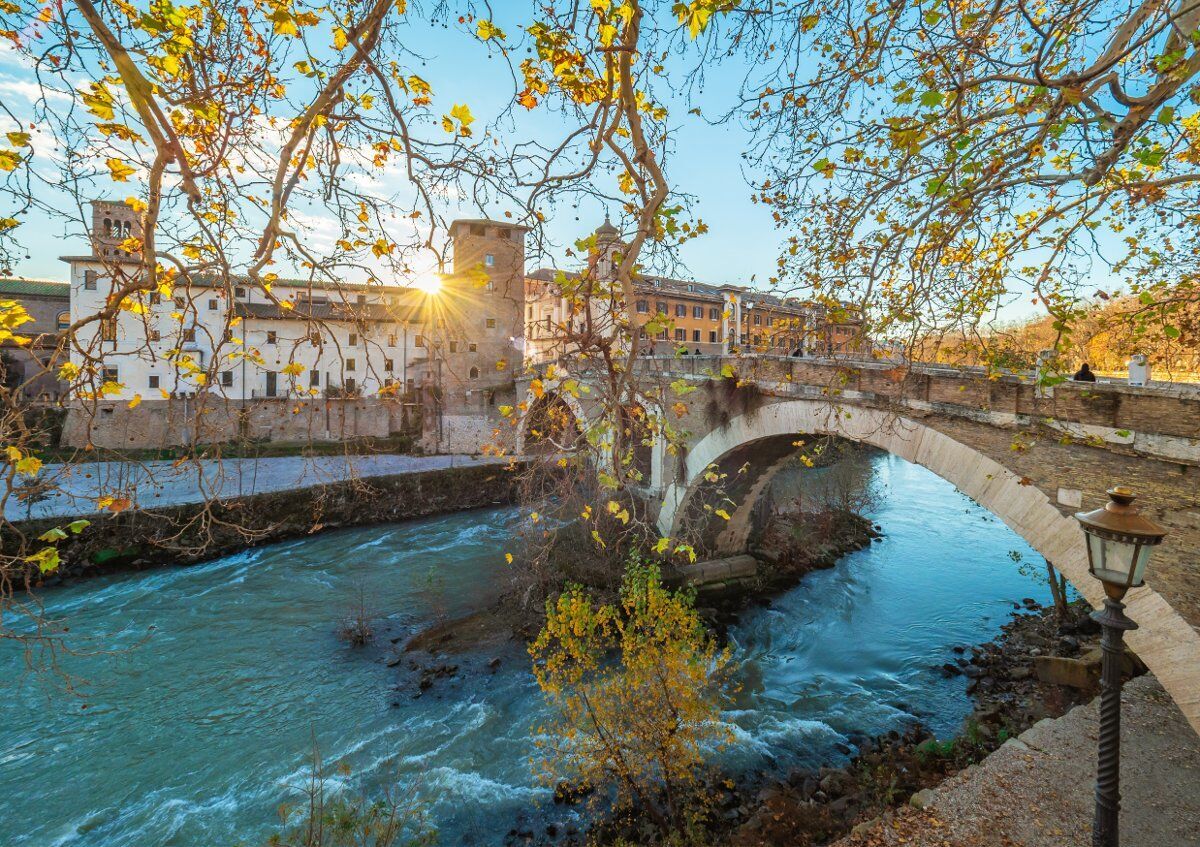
[5,454,506,521]
[835,674,1200,847]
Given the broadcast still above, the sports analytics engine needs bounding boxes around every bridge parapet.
[608,355,1200,466]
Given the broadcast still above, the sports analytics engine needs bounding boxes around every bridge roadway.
[517,354,1200,734]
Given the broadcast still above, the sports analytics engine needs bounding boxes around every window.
[470,223,485,236]
[753,314,762,326]
[265,372,277,397]
[485,254,495,267]
[469,366,480,379]
[767,316,774,326]
[348,333,358,346]
[674,304,686,317]
[709,331,717,343]
[636,299,649,313]
[235,286,246,298]
[221,371,233,387]
[56,311,69,331]
[387,334,397,346]
[100,318,117,342]
[345,377,356,392]
[149,374,160,389]
[208,299,218,310]
[486,318,496,328]
[356,294,366,305]
[709,307,721,321]
[527,306,533,319]
[84,270,98,290]
[693,306,703,319]
[102,367,119,383]
[384,358,394,371]
[149,330,161,342]
[692,329,701,342]
[686,283,695,292]
[266,331,277,344]
[183,328,196,342]
[468,342,477,352]
[416,335,425,348]
[674,328,685,341]
[346,358,356,372]
[310,370,320,387]
[449,341,458,353]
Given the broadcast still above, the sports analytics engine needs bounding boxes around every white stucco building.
[64,201,430,403]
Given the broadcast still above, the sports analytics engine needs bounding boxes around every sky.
[0,8,783,293]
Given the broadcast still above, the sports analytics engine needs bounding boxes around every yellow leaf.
[505,552,514,564]
[332,26,348,49]
[127,394,142,409]
[106,157,136,182]
[475,19,505,40]
[15,455,42,477]
[0,149,22,171]
[6,131,30,147]
[715,508,731,521]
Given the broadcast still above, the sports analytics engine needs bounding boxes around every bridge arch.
[658,398,1200,734]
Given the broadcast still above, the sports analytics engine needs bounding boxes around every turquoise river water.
[0,452,1056,846]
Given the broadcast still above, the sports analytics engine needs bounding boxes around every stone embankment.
[10,461,523,582]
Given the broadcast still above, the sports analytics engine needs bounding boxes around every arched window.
[468,366,480,380]
[103,218,112,236]
[56,311,69,332]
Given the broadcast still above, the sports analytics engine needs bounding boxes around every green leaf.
[38,527,67,542]
[1158,106,1175,125]
[919,90,944,108]
[66,519,91,534]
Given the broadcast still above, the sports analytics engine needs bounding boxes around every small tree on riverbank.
[529,557,733,840]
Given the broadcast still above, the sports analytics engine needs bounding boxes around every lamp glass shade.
[1076,487,1166,590]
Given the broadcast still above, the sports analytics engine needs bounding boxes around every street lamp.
[1075,487,1167,847]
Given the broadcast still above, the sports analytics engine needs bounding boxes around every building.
[524,220,863,363]
[59,201,525,451]
[0,277,70,400]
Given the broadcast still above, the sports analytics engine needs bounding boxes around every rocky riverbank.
[704,598,1135,847]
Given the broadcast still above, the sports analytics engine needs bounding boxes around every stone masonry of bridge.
[517,355,1200,734]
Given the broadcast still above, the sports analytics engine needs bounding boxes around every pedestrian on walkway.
[1073,362,1097,382]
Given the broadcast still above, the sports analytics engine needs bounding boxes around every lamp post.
[1074,487,1167,847]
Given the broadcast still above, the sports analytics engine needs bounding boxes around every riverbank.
[701,598,1128,847]
[10,460,523,583]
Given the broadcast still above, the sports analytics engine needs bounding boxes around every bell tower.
[90,199,143,261]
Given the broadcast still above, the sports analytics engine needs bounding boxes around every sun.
[412,273,443,296]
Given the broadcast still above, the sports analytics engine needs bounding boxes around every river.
[0,451,1055,846]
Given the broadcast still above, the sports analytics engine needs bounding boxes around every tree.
[719,0,1200,366]
[529,556,732,837]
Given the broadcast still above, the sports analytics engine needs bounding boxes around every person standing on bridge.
[1073,362,1097,382]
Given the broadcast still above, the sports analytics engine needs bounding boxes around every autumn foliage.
[529,556,732,838]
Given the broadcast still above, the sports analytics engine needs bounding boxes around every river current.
[0,452,1054,846]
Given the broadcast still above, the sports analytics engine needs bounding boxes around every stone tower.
[423,218,528,452]
[89,199,142,261]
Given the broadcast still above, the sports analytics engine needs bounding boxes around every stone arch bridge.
[516,355,1200,734]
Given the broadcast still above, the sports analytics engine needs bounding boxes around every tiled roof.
[0,278,70,298]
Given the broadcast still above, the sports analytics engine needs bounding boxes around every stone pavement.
[4,453,506,521]
[834,674,1200,847]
